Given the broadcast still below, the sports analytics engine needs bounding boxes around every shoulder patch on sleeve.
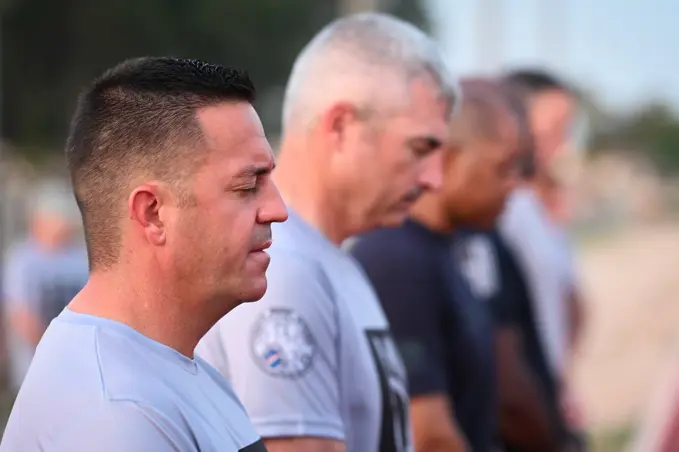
[249,308,317,379]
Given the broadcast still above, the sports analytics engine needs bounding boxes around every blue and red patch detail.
[264,349,282,368]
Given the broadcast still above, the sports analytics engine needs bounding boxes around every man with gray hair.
[2,180,88,391]
[197,12,457,452]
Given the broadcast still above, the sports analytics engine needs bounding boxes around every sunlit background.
[1,1,678,451]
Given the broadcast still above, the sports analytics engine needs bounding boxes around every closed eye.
[242,186,259,194]
[235,181,261,196]
[409,136,443,157]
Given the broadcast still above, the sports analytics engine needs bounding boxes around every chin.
[240,278,268,303]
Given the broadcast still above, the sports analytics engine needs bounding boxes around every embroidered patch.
[250,308,316,378]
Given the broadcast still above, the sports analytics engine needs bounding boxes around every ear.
[318,102,361,152]
[128,183,166,247]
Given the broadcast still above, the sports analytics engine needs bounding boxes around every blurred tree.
[591,101,679,175]
[1,0,428,156]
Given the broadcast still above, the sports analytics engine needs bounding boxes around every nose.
[418,150,444,192]
[258,180,288,224]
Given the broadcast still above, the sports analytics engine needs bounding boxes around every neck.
[409,194,455,234]
[275,138,356,245]
[68,264,217,358]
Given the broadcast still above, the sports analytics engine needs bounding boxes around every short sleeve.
[351,231,449,397]
[50,402,193,451]
[2,245,41,313]
[197,252,344,441]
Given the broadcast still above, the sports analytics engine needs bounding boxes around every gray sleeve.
[52,402,196,451]
[2,247,41,313]
[199,253,344,441]
[557,230,580,289]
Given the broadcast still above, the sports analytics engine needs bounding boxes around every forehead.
[196,102,274,171]
[390,76,450,139]
[533,90,574,115]
[449,91,519,146]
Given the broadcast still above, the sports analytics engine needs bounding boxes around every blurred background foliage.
[0,0,426,155]
[3,0,679,175]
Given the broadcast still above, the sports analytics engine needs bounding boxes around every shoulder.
[263,245,338,311]
[4,323,168,442]
[350,223,438,271]
[267,243,329,280]
[3,240,38,268]
[208,244,341,357]
[501,189,542,226]
[42,320,182,411]
[57,400,191,451]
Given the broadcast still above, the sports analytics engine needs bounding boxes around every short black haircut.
[502,68,574,96]
[501,69,576,178]
[66,56,256,271]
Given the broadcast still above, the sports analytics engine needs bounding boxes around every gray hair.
[281,12,459,132]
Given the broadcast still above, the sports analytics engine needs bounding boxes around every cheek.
[452,157,477,189]
[215,200,257,241]
[367,140,410,197]
[337,139,378,193]
[187,201,257,260]
[164,210,205,274]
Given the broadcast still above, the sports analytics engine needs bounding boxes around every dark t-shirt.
[350,220,498,452]
[488,230,568,450]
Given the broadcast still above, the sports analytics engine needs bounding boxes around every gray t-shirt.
[197,211,412,452]
[499,188,574,378]
[0,309,265,452]
[2,239,89,389]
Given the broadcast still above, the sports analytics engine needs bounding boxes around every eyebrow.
[235,162,275,179]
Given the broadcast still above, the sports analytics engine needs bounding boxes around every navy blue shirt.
[351,220,500,452]
[489,232,568,451]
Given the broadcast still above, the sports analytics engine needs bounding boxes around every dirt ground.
[572,222,679,435]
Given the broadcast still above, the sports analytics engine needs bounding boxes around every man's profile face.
[168,102,288,305]
[443,110,521,229]
[530,89,575,164]
[353,77,450,228]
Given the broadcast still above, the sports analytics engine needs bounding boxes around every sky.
[424,0,679,115]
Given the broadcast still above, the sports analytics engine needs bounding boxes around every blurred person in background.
[197,12,457,452]
[1,56,287,451]
[1,180,88,392]
[500,69,587,451]
[486,81,568,452]
[350,78,535,452]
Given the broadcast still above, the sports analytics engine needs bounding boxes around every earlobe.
[128,184,166,246]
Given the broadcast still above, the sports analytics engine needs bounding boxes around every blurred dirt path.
[572,222,679,430]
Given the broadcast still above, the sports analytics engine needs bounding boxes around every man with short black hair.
[1,56,288,452]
